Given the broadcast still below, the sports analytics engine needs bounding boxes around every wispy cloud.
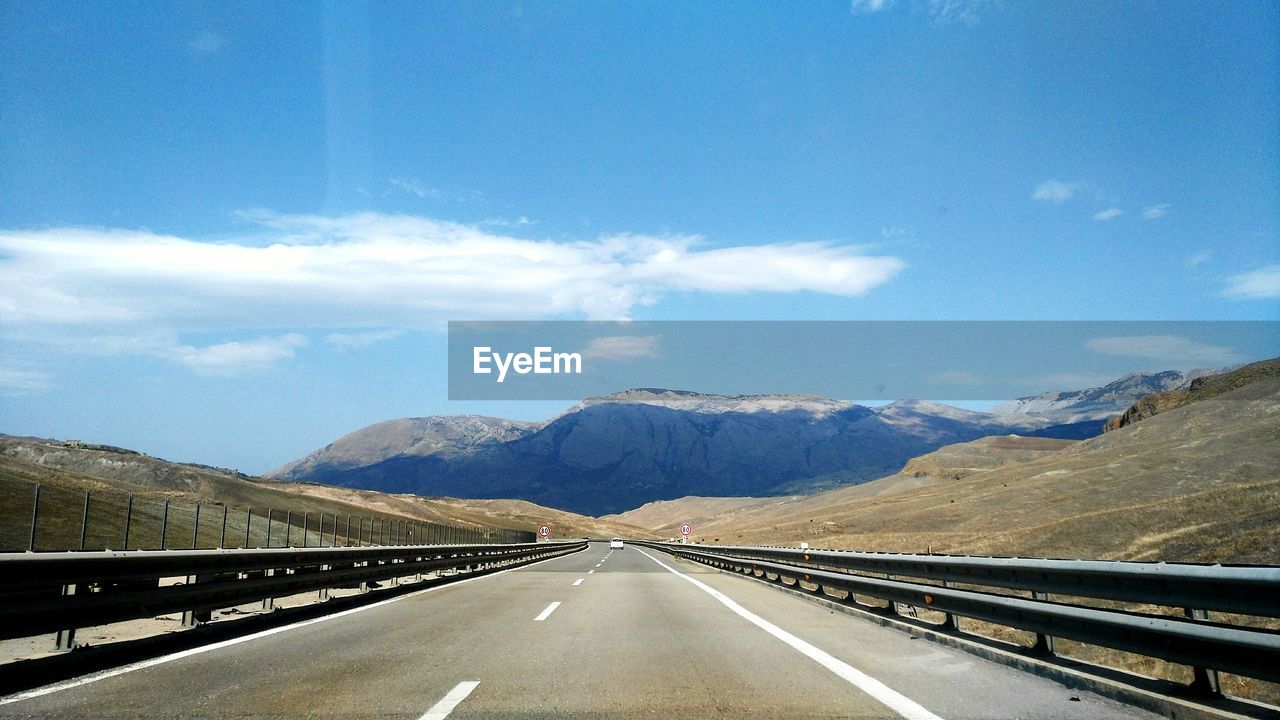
[931,370,983,385]
[1185,251,1211,268]
[1223,264,1280,299]
[0,212,905,337]
[389,178,442,200]
[1142,204,1171,220]
[325,329,405,351]
[169,334,308,376]
[1085,335,1242,367]
[1031,180,1080,204]
[0,365,54,395]
[186,32,225,56]
[582,335,662,361]
[850,0,894,13]
[481,216,537,228]
[1092,208,1124,221]
[928,0,986,26]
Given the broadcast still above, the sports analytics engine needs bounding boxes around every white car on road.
[610,538,624,549]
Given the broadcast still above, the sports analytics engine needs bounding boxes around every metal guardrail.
[0,540,586,648]
[636,541,1280,693]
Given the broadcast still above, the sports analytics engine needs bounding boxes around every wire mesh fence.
[0,476,535,552]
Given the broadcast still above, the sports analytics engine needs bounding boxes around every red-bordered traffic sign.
[679,523,692,537]
[537,524,551,538]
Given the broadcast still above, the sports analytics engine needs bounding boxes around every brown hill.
[665,377,1280,564]
[0,435,649,550]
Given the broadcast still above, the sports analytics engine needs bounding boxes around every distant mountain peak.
[989,368,1219,423]
[577,388,858,417]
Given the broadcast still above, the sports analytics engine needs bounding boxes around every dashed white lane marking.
[534,601,562,621]
[0,552,577,705]
[572,578,584,586]
[419,680,480,720]
[588,570,595,574]
[638,550,943,720]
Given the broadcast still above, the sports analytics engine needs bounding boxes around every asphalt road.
[0,542,1164,719]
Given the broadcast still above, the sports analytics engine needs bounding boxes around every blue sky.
[1,1,1277,474]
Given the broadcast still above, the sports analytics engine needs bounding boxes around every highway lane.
[0,542,1164,719]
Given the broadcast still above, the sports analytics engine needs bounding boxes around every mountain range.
[266,368,1217,515]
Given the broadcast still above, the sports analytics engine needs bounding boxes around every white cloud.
[582,335,662,361]
[481,216,536,228]
[186,32,225,56]
[0,214,903,329]
[1092,208,1124,221]
[0,366,53,394]
[1085,335,1242,367]
[1142,204,1170,220]
[1223,264,1280,299]
[325,329,406,351]
[168,334,308,376]
[1031,180,1080,204]
[851,0,894,13]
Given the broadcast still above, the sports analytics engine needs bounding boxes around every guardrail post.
[1184,607,1222,696]
[940,581,959,631]
[79,490,90,551]
[180,575,211,627]
[54,584,77,651]
[28,484,40,551]
[1031,591,1055,655]
[318,565,330,600]
[262,570,275,610]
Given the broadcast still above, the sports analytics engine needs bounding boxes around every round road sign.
[679,523,692,537]
[537,524,551,538]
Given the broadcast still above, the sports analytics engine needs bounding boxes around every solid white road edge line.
[534,601,561,621]
[418,680,480,720]
[573,578,584,586]
[638,549,944,720]
[0,551,576,705]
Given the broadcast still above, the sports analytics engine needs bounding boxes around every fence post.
[1184,607,1222,696]
[191,502,201,549]
[123,494,133,550]
[28,484,40,551]
[266,508,273,547]
[160,500,170,550]
[302,512,309,547]
[284,511,292,547]
[244,508,252,548]
[79,490,90,551]
[344,515,351,547]
[219,505,228,548]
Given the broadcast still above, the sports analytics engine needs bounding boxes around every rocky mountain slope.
[1104,357,1280,431]
[990,368,1215,423]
